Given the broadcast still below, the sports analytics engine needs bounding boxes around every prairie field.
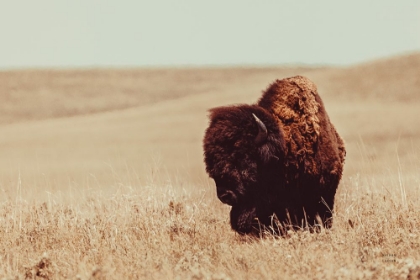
[0,53,420,279]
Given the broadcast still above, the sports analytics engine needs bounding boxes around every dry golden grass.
[0,53,419,279]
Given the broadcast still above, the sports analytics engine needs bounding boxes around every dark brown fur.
[203,76,345,235]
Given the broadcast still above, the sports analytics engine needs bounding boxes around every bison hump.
[258,76,322,174]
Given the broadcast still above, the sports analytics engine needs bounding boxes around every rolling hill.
[0,52,420,279]
[0,52,419,193]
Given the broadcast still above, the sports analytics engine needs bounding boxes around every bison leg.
[316,191,336,229]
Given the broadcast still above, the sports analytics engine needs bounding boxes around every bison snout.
[217,189,237,206]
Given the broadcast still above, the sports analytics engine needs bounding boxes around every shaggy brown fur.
[203,76,345,235]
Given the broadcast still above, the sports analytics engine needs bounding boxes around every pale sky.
[0,1,419,69]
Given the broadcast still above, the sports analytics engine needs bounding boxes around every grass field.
[0,53,419,279]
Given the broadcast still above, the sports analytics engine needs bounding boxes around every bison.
[203,76,345,235]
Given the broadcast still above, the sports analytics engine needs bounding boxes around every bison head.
[203,105,285,234]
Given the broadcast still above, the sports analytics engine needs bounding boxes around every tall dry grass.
[0,53,420,279]
[1,154,420,279]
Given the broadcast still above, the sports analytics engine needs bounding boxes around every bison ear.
[252,113,268,145]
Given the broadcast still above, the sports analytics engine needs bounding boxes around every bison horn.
[252,113,267,145]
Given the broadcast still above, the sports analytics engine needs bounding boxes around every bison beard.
[203,76,346,235]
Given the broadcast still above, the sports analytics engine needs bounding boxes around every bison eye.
[214,177,236,190]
